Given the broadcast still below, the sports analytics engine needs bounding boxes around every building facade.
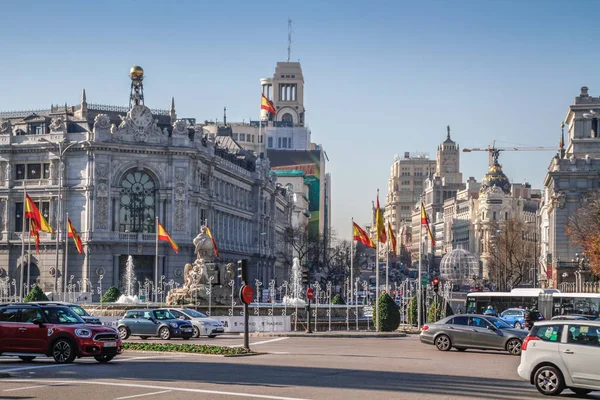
[0,67,293,299]
[541,86,600,288]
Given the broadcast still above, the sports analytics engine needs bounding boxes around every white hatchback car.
[518,319,600,396]
[165,308,225,338]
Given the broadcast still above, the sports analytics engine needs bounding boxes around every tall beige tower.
[436,125,462,184]
[260,62,305,126]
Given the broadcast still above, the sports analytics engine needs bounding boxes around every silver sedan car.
[420,314,528,356]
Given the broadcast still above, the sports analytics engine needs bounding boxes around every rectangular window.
[531,324,563,342]
[27,164,41,180]
[15,164,25,180]
[239,133,246,142]
[282,138,288,148]
[43,163,50,179]
[278,137,282,148]
[15,163,50,180]
[232,133,238,140]
[15,201,50,232]
[267,137,273,149]
[566,325,600,347]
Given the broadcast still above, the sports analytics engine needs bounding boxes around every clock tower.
[436,125,463,184]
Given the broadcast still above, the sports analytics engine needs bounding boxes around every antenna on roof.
[287,18,292,62]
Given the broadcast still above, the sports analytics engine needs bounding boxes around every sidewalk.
[249,331,406,338]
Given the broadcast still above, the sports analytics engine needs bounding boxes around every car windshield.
[153,310,176,320]
[183,309,207,318]
[43,307,85,324]
[69,305,89,317]
[486,316,513,329]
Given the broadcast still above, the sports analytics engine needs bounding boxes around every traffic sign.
[306,287,314,300]
[239,285,254,305]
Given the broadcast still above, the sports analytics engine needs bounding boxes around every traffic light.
[432,277,440,293]
[237,259,248,285]
[301,268,309,285]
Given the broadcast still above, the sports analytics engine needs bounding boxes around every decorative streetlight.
[38,138,87,299]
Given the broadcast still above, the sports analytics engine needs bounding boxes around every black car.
[31,302,101,325]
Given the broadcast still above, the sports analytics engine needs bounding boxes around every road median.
[248,331,406,338]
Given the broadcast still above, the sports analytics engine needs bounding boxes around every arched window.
[119,170,156,233]
[281,113,293,127]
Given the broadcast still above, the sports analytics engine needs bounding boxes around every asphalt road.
[0,335,596,400]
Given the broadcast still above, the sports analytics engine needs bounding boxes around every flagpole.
[64,212,69,299]
[155,216,159,303]
[418,201,423,330]
[27,229,31,296]
[375,190,380,332]
[20,187,26,300]
[350,218,354,307]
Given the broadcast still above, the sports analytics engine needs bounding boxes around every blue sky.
[1,0,599,240]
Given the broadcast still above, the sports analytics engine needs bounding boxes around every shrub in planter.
[372,292,400,331]
[101,286,122,303]
[407,295,418,325]
[332,294,345,305]
[24,285,49,302]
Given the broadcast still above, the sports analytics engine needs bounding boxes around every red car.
[0,303,122,363]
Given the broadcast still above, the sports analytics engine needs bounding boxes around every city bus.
[466,288,600,319]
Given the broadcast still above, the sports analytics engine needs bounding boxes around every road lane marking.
[8,379,314,400]
[114,389,172,399]
[0,363,76,373]
[4,383,65,392]
[230,337,289,347]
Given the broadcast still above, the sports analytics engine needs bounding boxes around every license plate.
[104,342,117,347]
[182,328,192,332]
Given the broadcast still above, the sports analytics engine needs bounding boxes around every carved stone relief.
[94,163,110,230]
[49,117,66,133]
[93,114,111,135]
[0,119,12,135]
[172,120,188,136]
[174,167,187,231]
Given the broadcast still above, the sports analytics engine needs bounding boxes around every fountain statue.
[283,257,306,306]
[116,255,140,304]
[166,224,233,305]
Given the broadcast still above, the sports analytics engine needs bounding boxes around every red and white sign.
[240,285,254,305]
[306,287,314,301]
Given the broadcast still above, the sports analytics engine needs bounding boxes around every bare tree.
[488,217,535,291]
[566,190,600,276]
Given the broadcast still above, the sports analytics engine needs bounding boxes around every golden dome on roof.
[129,66,144,81]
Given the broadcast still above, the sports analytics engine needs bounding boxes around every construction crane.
[462,141,559,167]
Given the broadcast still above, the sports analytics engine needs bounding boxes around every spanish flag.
[261,94,276,115]
[206,226,220,258]
[421,202,435,247]
[67,218,84,255]
[375,192,386,244]
[29,219,40,254]
[157,221,179,253]
[25,194,54,234]
[353,221,375,249]
[387,221,397,257]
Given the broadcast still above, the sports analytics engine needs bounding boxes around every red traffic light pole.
[306,287,314,334]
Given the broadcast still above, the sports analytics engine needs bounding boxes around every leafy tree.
[566,190,600,276]
[24,285,49,302]
[101,286,122,303]
[332,294,345,305]
[487,217,536,291]
[372,292,400,332]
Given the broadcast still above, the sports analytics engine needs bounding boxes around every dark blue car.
[499,308,544,329]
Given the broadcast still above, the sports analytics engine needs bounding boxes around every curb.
[0,373,10,379]
[248,332,406,338]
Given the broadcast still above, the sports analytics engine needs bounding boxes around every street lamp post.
[39,138,86,299]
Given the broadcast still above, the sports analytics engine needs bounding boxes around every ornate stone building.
[0,67,292,299]
[540,86,600,288]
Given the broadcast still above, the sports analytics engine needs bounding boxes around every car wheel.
[435,335,451,351]
[94,355,115,363]
[192,326,200,338]
[118,326,130,340]
[534,366,565,396]
[159,326,171,340]
[18,356,36,362]
[208,334,216,339]
[506,338,522,356]
[140,336,149,340]
[570,388,593,396]
[514,322,522,329]
[52,339,77,364]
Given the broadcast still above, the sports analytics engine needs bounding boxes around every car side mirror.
[178,316,185,320]
[32,318,44,327]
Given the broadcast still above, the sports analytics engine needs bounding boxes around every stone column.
[113,254,121,288]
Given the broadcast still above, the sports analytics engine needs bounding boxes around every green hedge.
[427,296,454,323]
[24,286,49,302]
[332,294,345,305]
[101,286,122,303]
[407,295,417,325]
[372,292,400,331]
[122,342,254,355]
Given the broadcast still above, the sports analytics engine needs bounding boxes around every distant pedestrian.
[483,305,498,317]
[524,305,539,331]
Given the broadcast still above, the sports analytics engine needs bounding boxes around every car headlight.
[75,328,92,338]
[170,322,178,328]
